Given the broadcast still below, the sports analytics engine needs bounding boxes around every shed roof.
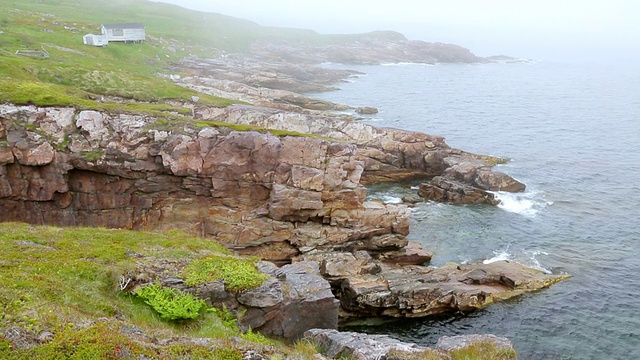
[102,23,144,29]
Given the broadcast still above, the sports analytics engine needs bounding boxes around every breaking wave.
[483,248,551,274]
[491,190,551,217]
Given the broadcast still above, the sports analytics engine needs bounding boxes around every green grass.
[148,116,339,140]
[0,223,323,359]
[183,256,269,291]
[0,1,237,109]
[448,340,517,360]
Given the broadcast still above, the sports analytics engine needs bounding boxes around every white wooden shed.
[83,33,108,47]
[101,23,145,43]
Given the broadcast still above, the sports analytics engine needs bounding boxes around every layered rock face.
[0,105,408,263]
[196,105,525,194]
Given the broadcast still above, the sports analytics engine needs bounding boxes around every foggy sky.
[152,0,640,62]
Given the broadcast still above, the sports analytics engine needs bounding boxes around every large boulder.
[238,261,339,340]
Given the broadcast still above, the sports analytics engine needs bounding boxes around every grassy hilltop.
[0,0,241,109]
[0,0,404,110]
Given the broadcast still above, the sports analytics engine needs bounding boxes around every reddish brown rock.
[196,105,520,190]
[0,105,408,263]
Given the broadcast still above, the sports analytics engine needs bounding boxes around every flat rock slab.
[339,260,570,318]
[304,329,431,360]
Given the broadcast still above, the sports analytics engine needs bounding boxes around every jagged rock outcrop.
[126,258,338,341]
[442,156,526,192]
[295,249,569,319]
[195,104,522,195]
[418,176,499,205]
[0,105,408,263]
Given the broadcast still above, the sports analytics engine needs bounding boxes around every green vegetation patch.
[211,347,244,360]
[134,283,206,321]
[0,79,83,107]
[183,255,269,291]
[79,150,104,161]
[448,340,517,360]
[0,223,227,332]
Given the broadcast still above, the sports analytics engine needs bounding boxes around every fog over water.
[152,0,640,62]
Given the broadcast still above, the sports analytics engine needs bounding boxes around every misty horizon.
[151,0,640,63]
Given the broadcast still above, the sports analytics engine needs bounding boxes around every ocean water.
[313,61,640,359]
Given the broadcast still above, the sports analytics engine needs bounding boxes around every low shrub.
[134,283,206,321]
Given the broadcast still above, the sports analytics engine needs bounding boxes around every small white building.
[83,33,108,47]
[100,23,145,43]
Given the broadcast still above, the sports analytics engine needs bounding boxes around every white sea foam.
[380,195,402,204]
[524,250,552,274]
[483,249,552,273]
[491,190,547,217]
[483,249,513,264]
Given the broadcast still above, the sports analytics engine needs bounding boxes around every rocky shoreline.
[0,50,567,358]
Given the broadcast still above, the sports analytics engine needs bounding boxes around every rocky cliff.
[0,104,567,330]
[0,104,407,264]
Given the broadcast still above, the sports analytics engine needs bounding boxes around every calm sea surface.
[313,61,640,359]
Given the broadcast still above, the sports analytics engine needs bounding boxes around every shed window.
[112,28,124,36]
